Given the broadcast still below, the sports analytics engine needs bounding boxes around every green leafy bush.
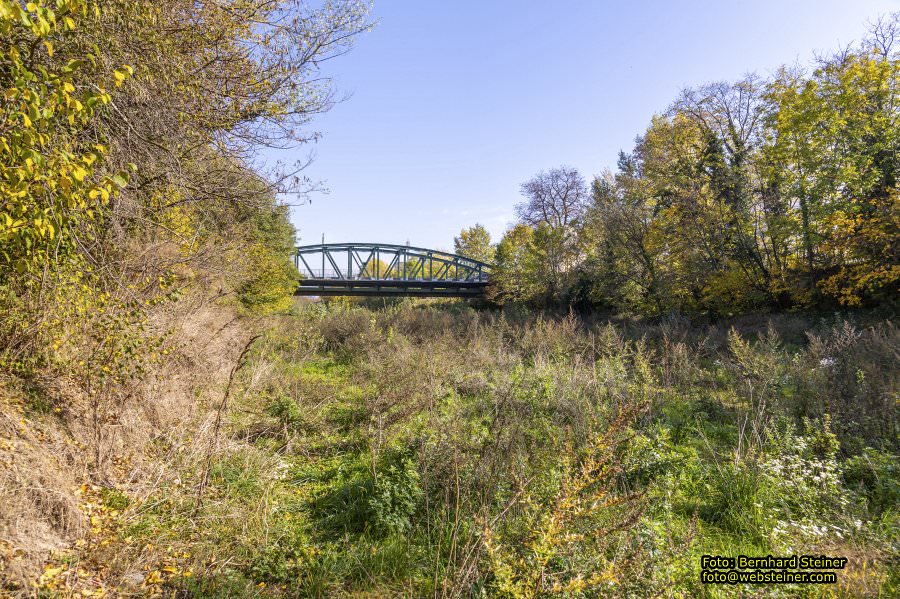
[313,448,422,538]
[368,449,423,536]
[266,395,305,429]
[843,448,900,517]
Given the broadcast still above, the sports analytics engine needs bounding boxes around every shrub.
[246,526,310,586]
[237,245,298,314]
[485,402,647,598]
[793,321,899,451]
[368,449,423,536]
[318,307,381,359]
[266,394,305,429]
[313,448,423,538]
[843,448,900,518]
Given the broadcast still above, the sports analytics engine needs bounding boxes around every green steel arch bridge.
[294,242,492,298]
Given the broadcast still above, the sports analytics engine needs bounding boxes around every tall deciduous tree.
[491,224,536,303]
[765,32,900,306]
[517,166,589,229]
[454,224,495,264]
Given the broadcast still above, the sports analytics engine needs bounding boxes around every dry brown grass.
[0,290,255,594]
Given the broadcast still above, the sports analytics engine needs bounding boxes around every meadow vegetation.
[28,301,890,597]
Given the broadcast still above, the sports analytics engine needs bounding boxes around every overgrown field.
[27,301,893,597]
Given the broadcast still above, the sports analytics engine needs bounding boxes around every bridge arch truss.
[294,243,492,297]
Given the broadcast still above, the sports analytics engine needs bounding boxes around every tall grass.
[77,301,896,597]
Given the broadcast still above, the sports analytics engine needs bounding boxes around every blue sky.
[265,0,899,252]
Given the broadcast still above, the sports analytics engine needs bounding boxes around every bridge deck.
[296,278,488,297]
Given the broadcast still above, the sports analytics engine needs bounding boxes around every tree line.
[456,17,899,315]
